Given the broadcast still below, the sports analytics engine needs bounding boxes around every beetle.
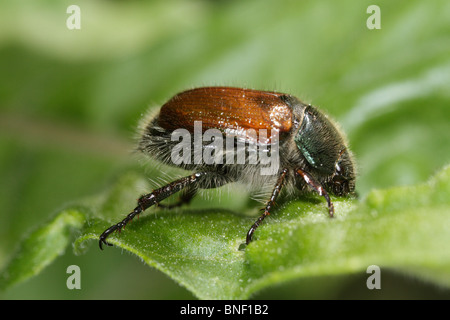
[99,86,356,250]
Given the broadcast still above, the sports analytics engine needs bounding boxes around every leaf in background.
[1,0,450,299]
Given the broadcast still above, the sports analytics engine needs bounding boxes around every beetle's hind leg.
[99,173,205,250]
[156,186,197,209]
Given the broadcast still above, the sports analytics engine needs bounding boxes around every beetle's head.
[294,105,356,196]
[328,147,356,196]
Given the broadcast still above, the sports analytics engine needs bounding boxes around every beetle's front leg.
[295,168,334,217]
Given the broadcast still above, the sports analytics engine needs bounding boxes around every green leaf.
[0,209,84,290]
[1,0,450,300]
[2,165,449,299]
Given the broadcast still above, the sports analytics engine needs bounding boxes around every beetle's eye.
[328,148,356,195]
[334,160,347,180]
[333,148,354,180]
[335,162,342,174]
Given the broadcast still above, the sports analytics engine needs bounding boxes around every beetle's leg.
[246,168,288,245]
[156,187,197,209]
[99,173,206,250]
[295,168,334,217]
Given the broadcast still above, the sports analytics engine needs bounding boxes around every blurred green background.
[1,0,449,299]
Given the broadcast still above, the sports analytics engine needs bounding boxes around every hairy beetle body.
[99,87,356,249]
